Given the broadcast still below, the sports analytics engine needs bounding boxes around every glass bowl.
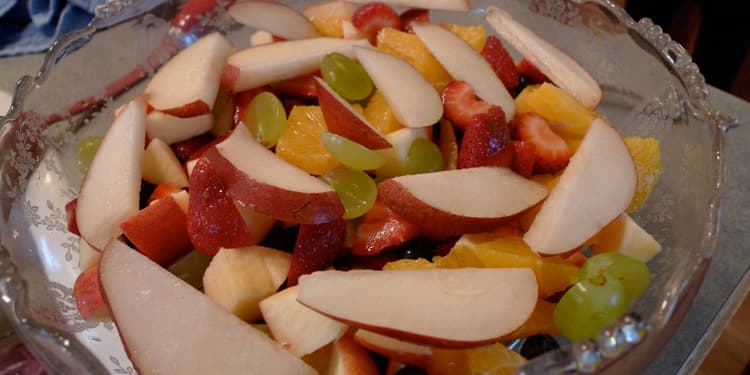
[0,0,735,373]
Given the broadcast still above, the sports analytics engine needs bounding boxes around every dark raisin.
[520,334,560,359]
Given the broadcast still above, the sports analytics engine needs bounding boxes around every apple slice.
[250,30,275,47]
[143,32,233,116]
[591,213,662,262]
[146,112,213,145]
[235,202,277,246]
[204,125,344,224]
[329,334,380,375]
[79,239,101,271]
[485,7,602,109]
[228,1,319,40]
[410,22,515,119]
[73,264,108,320]
[315,77,391,149]
[120,195,192,266]
[260,285,347,357]
[354,46,442,128]
[222,37,368,92]
[297,268,538,347]
[346,0,469,11]
[99,241,317,375]
[524,119,636,254]
[142,138,189,188]
[353,330,433,369]
[378,167,548,238]
[77,97,146,250]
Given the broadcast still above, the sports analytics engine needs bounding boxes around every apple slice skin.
[297,268,538,348]
[353,330,433,369]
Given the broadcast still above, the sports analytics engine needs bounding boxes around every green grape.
[322,166,377,219]
[580,253,651,305]
[554,273,628,341]
[244,92,287,148]
[76,136,102,173]
[405,138,443,175]
[321,53,374,102]
[321,131,386,171]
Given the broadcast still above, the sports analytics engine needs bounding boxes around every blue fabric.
[0,0,103,56]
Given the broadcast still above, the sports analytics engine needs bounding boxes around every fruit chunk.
[354,329,433,369]
[77,97,146,250]
[441,80,492,131]
[120,195,192,266]
[276,105,342,175]
[347,0,470,11]
[376,27,452,93]
[624,136,662,212]
[405,138,443,175]
[465,343,526,375]
[235,203,277,246]
[400,8,429,33]
[223,38,368,92]
[329,334,380,375]
[351,2,401,43]
[147,183,181,205]
[228,1,319,40]
[142,138,189,188]
[323,167,378,219]
[321,131,386,171]
[143,33,232,116]
[438,120,458,170]
[321,52,374,102]
[514,82,597,139]
[579,252,650,305]
[99,240,317,375]
[375,127,431,179]
[353,197,420,256]
[591,213,662,262]
[364,90,405,135]
[355,46,443,128]
[485,7,602,109]
[411,22,515,120]
[481,35,519,92]
[260,286,347,357]
[187,158,253,255]
[442,23,486,51]
[288,218,348,286]
[554,271,626,341]
[167,250,213,290]
[502,299,558,341]
[297,268,538,347]
[303,1,358,38]
[458,106,512,169]
[515,113,573,174]
[524,119,637,254]
[73,264,107,320]
[203,246,289,322]
[205,124,344,224]
[78,239,101,271]
[244,91,287,148]
[511,140,536,178]
[76,135,101,173]
[378,167,548,238]
[146,112,214,145]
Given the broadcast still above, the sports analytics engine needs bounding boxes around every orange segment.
[515,82,597,139]
[442,23,487,51]
[276,106,340,175]
[364,90,404,135]
[439,120,458,170]
[382,258,436,271]
[377,27,452,93]
[502,299,558,341]
[311,17,344,37]
[624,136,662,212]
[466,343,526,375]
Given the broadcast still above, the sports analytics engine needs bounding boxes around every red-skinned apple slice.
[77,97,146,250]
[353,330,433,369]
[329,334,380,375]
[99,240,317,375]
[346,0,469,11]
[523,119,636,254]
[410,22,515,119]
[314,77,391,149]
[354,46,442,128]
[143,32,232,116]
[120,195,192,266]
[297,268,538,347]
[222,38,368,92]
[204,125,344,224]
[146,112,213,145]
[485,7,602,109]
[228,1,319,40]
[378,167,548,238]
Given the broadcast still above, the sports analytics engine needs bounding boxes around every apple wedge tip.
[228,1,319,40]
[346,0,470,12]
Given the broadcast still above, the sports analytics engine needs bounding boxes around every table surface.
[1,51,749,375]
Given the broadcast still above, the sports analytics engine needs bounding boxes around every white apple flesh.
[99,241,317,375]
[146,111,213,145]
[354,46,443,128]
[485,7,602,109]
[524,118,637,254]
[228,1,319,40]
[346,0,470,11]
[142,138,189,188]
[353,329,433,369]
[297,268,538,347]
[411,22,516,119]
[592,213,662,262]
[77,97,146,250]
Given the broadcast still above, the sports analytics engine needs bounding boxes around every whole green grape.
[243,92,287,148]
[554,273,628,341]
[580,253,651,305]
[76,136,102,173]
[321,53,374,102]
[322,166,377,219]
[321,131,386,171]
[405,138,443,175]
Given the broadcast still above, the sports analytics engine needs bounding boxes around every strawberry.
[511,140,536,178]
[352,198,420,256]
[458,106,513,169]
[73,264,106,320]
[441,80,493,131]
[187,158,253,255]
[271,73,318,99]
[399,8,429,33]
[121,195,193,266]
[351,2,401,43]
[171,133,215,163]
[481,35,519,92]
[517,58,551,85]
[65,198,79,236]
[147,183,181,205]
[515,113,572,174]
[287,218,348,286]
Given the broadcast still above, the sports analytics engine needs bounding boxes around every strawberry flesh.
[517,58,551,85]
[399,8,429,33]
[458,106,513,169]
[287,218,348,286]
[171,133,215,163]
[515,113,572,174]
[187,158,253,255]
[66,198,79,236]
[481,35,519,92]
[147,183,181,205]
[353,198,420,256]
[441,80,493,131]
[352,2,401,43]
[511,140,536,178]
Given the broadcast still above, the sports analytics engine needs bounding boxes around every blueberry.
[520,334,560,359]
[398,238,437,260]
[395,365,429,375]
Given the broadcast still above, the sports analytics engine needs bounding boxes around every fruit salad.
[68,1,664,374]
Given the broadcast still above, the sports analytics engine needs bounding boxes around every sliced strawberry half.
[187,158,253,255]
[511,140,536,178]
[481,35,519,93]
[66,198,79,236]
[458,106,513,169]
[441,80,493,131]
[517,58,551,85]
[399,8,429,33]
[287,218,348,286]
[515,113,572,174]
[352,197,420,256]
[351,2,401,43]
